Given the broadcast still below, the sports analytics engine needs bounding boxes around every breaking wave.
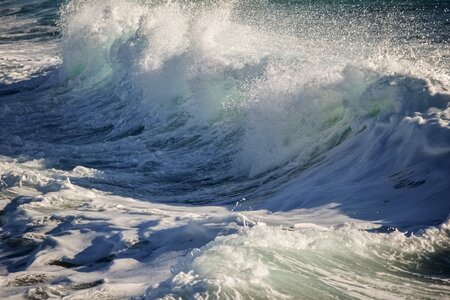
[1,0,449,299]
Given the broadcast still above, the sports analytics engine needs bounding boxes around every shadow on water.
[0,193,240,275]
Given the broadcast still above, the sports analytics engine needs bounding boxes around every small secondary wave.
[150,220,450,299]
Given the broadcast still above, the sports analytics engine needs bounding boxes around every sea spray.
[0,0,449,299]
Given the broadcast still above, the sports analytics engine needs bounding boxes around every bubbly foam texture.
[151,221,450,299]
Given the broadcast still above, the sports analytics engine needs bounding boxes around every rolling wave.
[3,0,449,205]
[0,0,449,299]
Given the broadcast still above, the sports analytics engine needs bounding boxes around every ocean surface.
[0,0,449,299]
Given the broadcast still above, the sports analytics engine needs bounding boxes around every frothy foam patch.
[150,221,450,299]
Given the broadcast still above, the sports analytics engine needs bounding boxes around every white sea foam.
[1,0,449,299]
[150,221,450,299]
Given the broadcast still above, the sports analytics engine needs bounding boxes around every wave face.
[0,0,449,299]
[3,0,450,205]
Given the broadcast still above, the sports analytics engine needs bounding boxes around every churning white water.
[0,0,449,299]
